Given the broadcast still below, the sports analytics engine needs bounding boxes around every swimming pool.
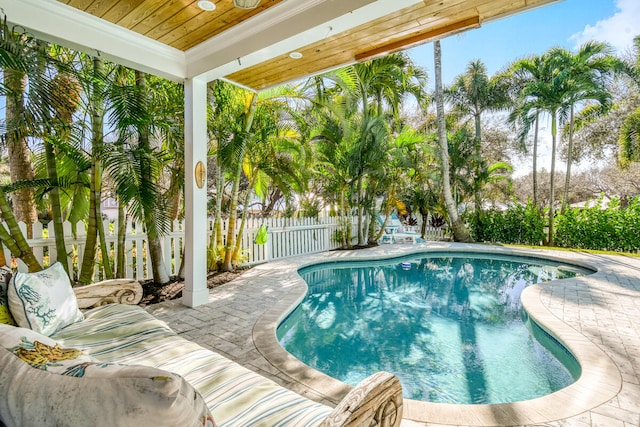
[277,252,592,404]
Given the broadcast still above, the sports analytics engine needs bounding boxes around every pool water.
[277,253,589,404]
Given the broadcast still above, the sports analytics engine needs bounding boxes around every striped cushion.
[51,304,332,427]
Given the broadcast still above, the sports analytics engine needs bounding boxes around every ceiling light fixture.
[289,52,303,59]
[233,0,262,9]
[197,0,216,11]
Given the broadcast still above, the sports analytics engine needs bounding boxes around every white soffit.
[1,0,187,81]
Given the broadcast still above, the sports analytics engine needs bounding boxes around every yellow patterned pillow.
[0,324,216,427]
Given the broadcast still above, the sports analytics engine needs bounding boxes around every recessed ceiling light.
[197,1,216,11]
[289,52,303,59]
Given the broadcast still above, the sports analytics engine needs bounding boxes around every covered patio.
[3,0,560,307]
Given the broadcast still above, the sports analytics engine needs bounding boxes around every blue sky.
[406,0,640,176]
[408,0,639,88]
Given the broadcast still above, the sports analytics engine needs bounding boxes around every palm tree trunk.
[473,112,483,214]
[4,69,37,238]
[232,170,258,263]
[222,93,257,271]
[136,70,170,284]
[548,112,558,246]
[356,176,364,246]
[533,111,540,212]
[79,57,105,284]
[166,172,182,221]
[116,204,126,278]
[0,188,42,272]
[434,41,473,243]
[213,161,224,249]
[339,189,348,248]
[44,138,69,274]
[561,104,575,213]
[97,213,113,279]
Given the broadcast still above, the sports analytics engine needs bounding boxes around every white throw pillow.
[7,262,84,336]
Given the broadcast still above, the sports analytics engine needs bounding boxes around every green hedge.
[470,196,640,253]
[555,196,640,253]
[470,200,545,246]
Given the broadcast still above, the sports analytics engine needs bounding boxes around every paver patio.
[146,243,640,426]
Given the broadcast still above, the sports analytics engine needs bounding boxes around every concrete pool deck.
[146,243,640,426]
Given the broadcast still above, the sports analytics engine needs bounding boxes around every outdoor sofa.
[0,262,403,427]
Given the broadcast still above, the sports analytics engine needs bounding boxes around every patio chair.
[376,213,423,244]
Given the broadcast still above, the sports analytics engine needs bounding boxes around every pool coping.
[251,243,624,426]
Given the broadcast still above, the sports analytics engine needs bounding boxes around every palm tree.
[433,40,473,242]
[312,113,356,248]
[560,41,619,212]
[510,49,575,245]
[446,60,509,211]
[508,54,549,212]
[0,19,39,237]
[78,55,107,283]
[310,53,427,245]
[0,20,85,270]
[220,91,257,271]
[103,68,172,284]
[230,87,304,263]
[619,35,640,165]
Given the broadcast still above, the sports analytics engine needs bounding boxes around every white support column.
[182,76,209,307]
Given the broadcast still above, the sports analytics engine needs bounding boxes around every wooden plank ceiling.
[59,0,557,91]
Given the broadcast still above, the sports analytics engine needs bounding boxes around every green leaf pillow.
[8,262,83,336]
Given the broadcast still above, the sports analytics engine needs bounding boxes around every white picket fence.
[3,216,445,282]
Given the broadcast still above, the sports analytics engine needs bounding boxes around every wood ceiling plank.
[132,0,196,36]
[356,16,480,61]
[80,0,121,18]
[165,5,251,50]
[142,1,203,43]
[115,0,175,29]
[169,0,284,51]
[101,0,147,24]
[65,0,96,8]
[156,10,226,48]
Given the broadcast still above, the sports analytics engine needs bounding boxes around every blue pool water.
[277,252,590,404]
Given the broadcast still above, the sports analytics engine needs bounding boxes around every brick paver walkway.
[147,243,640,426]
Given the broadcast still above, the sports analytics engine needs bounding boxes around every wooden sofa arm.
[73,279,143,309]
[319,372,403,427]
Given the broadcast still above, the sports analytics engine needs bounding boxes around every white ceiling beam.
[187,0,424,83]
[1,0,187,81]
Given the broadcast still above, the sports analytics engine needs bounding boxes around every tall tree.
[560,41,619,212]
[446,60,509,211]
[619,35,640,165]
[78,56,106,284]
[221,92,257,271]
[508,55,548,211]
[0,18,53,238]
[433,40,473,242]
[104,68,171,284]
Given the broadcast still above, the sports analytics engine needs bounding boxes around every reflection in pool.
[277,252,590,404]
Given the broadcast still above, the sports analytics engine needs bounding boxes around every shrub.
[555,196,640,252]
[470,200,545,246]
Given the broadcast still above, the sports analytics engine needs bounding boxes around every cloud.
[569,0,640,53]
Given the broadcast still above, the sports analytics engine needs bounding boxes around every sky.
[408,0,640,88]
[405,0,640,178]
